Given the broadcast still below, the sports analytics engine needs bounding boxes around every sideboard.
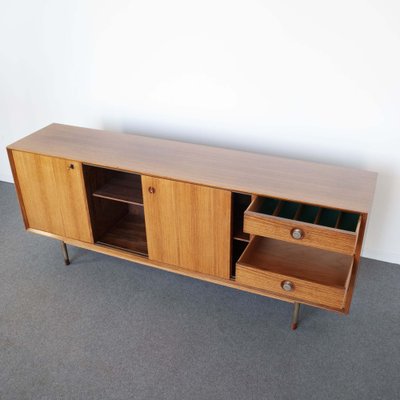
[7,124,377,329]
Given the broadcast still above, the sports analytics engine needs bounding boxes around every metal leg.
[291,302,300,330]
[60,241,70,265]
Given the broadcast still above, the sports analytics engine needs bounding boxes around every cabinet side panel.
[343,213,368,313]
[10,151,65,236]
[7,148,29,228]
[52,159,93,243]
[142,175,181,266]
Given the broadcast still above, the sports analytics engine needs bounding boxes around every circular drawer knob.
[291,228,304,240]
[281,280,294,291]
[148,186,156,194]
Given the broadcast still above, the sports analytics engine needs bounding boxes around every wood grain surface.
[7,123,377,213]
[244,197,360,255]
[236,264,348,309]
[142,175,231,278]
[93,173,143,206]
[11,151,93,242]
[12,151,65,236]
[236,236,354,309]
[51,158,93,242]
[97,208,148,256]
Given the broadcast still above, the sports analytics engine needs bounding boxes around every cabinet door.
[11,151,93,242]
[51,158,93,242]
[142,176,231,279]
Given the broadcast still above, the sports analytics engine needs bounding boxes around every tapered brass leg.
[291,302,300,330]
[60,241,70,265]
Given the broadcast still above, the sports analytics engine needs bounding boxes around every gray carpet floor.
[0,181,399,400]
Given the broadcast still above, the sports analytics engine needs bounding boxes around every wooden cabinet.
[142,176,231,278]
[7,124,378,329]
[9,151,92,242]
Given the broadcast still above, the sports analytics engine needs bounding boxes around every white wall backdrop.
[1,1,399,263]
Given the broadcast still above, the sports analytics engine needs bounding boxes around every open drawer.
[236,236,354,310]
[244,196,361,255]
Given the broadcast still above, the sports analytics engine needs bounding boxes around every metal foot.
[60,241,70,265]
[291,302,300,330]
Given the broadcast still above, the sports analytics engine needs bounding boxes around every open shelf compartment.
[92,169,143,205]
[82,165,148,256]
[232,192,252,242]
[230,192,252,278]
[97,208,148,256]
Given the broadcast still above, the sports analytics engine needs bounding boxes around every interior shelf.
[93,173,143,205]
[82,165,148,256]
[97,212,148,256]
[238,236,353,288]
[233,230,250,242]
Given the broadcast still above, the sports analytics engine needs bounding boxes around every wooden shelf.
[238,236,353,288]
[97,212,148,256]
[93,174,143,206]
[233,231,250,242]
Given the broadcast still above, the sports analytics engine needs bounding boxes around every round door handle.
[148,186,156,194]
[291,228,304,240]
[281,280,294,292]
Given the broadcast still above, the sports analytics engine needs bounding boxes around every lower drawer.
[236,236,354,310]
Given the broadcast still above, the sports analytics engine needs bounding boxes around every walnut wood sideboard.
[7,124,377,329]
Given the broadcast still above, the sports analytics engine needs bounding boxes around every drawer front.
[236,265,347,309]
[244,198,360,255]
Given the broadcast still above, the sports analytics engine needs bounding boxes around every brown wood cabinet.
[7,124,377,329]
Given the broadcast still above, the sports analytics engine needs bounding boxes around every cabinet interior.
[231,192,252,277]
[232,192,251,242]
[83,165,148,257]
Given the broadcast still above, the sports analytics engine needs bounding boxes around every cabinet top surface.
[8,123,377,213]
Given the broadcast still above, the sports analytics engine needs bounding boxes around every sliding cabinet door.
[11,151,64,236]
[51,158,93,242]
[142,176,231,279]
[10,151,93,242]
